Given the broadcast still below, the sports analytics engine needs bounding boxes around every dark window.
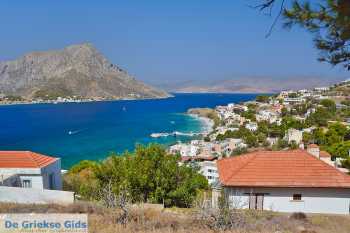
[49,174,55,190]
[293,194,302,201]
[22,179,32,188]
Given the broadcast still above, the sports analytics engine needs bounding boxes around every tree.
[258,0,350,70]
[320,99,336,113]
[341,99,350,106]
[289,140,299,149]
[302,131,312,144]
[328,122,348,139]
[256,0,350,70]
[65,144,208,207]
[307,107,334,126]
[256,95,270,103]
[230,147,248,156]
[312,128,326,145]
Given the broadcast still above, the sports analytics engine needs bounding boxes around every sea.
[0,93,258,168]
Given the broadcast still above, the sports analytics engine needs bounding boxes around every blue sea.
[0,93,257,168]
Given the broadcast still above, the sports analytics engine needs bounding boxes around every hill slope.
[0,43,170,100]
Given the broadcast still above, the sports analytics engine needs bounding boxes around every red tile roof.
[0,151,58,168]
[217,150,350,188]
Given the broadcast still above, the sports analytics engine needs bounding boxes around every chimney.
[307,144,320,158]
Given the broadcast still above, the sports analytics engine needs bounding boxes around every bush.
[65,144,209,208]
[290,212,307,221]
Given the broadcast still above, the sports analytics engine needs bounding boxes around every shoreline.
[0,96,174,107]
[187,113,214,135]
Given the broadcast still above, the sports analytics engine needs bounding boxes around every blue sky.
[0,0,348,86]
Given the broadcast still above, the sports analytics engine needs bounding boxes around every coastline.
[187,113,214,135]
[0,95,174,107]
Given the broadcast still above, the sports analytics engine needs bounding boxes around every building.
[314,87,330,92]
[245,122,258,132]
[181,156,219,185]
[285,128,303,145]
[0,151,62,190]
[216,150,350,214]
[228,138,247,151]
[169,143,200,157]
[283,97,305,104]
[0,151,74,204]
[199,160,219,185]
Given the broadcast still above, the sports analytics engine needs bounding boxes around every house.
[283,97,305,104]
[285,128,303,145]
[266,137,279,146]
[198,159,219,185]
[181,156,219,185]
[228,138,247,151]
[0,151,62,190]
[314,87,330,92]
[0,151,74,204]
[216,149,350,214]
[169,143,200,157]
[245,122,258,132]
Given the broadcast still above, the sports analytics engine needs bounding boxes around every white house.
[217,149,350,214]
[169,143,200,157]
[245,122,258,132]
[0,151,74,204]
[198,160,219,185]
[285,128,303,145]
[0,151,62,190]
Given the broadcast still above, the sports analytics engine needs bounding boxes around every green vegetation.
[64,144,208,208]
[259,0,350,70]
[34,85,73,100]
[4,95,24,101]
[216,127,258,147]
[255,95,270,103]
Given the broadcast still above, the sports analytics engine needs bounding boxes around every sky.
[0,0,348,87]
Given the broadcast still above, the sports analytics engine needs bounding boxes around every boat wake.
[68,129,83,135]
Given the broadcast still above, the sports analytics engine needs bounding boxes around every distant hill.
[169,76,344,93]
[0,43,170,100]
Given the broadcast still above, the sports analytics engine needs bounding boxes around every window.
[22,179,32,188]
[292,194,302,201]
[49,173,55,190]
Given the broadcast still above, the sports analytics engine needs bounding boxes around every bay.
[0,93,258,168]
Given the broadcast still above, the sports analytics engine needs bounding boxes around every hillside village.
[170,79,350,185]
[1,79,350,223]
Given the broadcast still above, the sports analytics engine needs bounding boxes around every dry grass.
[0,202,349,233]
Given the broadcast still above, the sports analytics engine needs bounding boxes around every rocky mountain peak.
[0,44,170,100]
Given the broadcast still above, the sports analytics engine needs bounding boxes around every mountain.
[169,76,344,93]
[0,43,170,100]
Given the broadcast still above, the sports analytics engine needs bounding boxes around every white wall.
[0,186,74,204]
[18,175,43,189]
[199,161,219,184]
[0,167,41,175]
[225,187,350,214]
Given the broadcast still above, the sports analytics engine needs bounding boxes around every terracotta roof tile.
[217,150,350,188]
[0,151,58,168]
